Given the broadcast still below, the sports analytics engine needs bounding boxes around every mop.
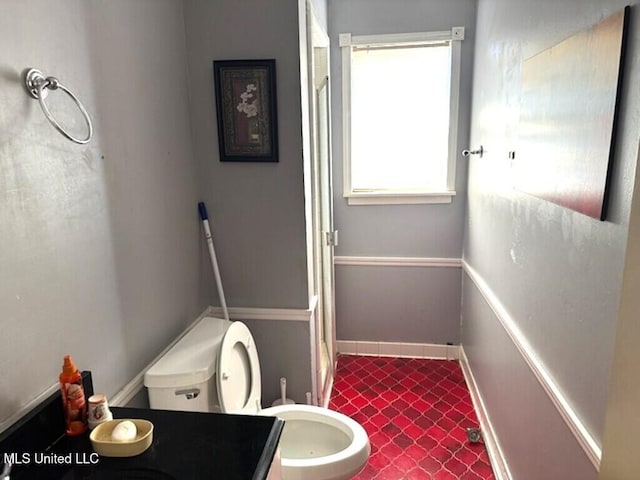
[199,202,295,405]
[198,202,230,323]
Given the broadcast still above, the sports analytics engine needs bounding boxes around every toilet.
[144,316,370,480]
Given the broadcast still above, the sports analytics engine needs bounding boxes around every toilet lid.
[217,321,261,414]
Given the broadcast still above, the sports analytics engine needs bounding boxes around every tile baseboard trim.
[459,346,512,480]
[337,340,460,360]
[463,261,601,470]
[334,256,462,268]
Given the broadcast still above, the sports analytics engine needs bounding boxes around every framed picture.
[213,59,279,162]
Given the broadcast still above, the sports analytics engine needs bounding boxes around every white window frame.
[340,27,465,205]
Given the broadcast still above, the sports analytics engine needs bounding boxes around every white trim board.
[462,261,601,469]
[344,192,455,205]
[459,347,512,480]
[337,340,459,360]
[109,372,145,408]
[334,256,462,268]
[210,297,316,323]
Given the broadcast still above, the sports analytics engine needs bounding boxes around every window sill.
[345,191,456,205]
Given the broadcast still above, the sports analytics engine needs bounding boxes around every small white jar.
[87,394,113,429]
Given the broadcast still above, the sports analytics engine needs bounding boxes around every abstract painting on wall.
[515,7,628,220]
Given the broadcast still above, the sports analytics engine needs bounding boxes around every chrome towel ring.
[24,68,93,144]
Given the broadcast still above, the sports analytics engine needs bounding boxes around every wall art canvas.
[515,7,628,220]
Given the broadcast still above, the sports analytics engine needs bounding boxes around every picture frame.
[213,59,279,162]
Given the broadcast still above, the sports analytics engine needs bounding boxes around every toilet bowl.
[260,404,370,480]
[144,316,370,480]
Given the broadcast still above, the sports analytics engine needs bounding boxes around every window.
[340,28,465,205]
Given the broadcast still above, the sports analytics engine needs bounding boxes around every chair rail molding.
[334,256,462,267]
[462,260,601,469]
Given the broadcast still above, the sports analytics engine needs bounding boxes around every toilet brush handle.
[280,377,287,403]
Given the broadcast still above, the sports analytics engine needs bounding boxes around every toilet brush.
[271,377,295,406]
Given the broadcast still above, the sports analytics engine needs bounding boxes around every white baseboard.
[459,346,512,480]
[109,374,145,408]
[463,261,601,469]
[337,340,459,360]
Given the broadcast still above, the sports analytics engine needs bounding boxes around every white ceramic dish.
[89,419,154,457]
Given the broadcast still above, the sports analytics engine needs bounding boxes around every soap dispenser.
[59,355,88,435]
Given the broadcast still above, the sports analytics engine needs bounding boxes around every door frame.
[300,0,337,407]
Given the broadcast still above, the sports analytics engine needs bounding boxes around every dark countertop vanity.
[0,373,283,480]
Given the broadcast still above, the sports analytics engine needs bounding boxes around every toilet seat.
[217,321,261,414]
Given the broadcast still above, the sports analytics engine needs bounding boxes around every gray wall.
[0,0,204,428]
[243,319,312,405]
[336,266,461,344]
[328,0,476,344]
[462,280,597,480]
[183,0,309,311]
[182,0,313,402]
[462,1,640,478]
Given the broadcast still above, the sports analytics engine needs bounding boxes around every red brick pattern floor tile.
[329,355,495,480]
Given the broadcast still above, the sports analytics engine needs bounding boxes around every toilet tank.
[144,316,230,413]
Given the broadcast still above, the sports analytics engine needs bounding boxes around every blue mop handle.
[198,201,229,322]
[198,202,208,221]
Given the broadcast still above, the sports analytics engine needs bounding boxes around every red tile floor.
[329,355,495,480]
